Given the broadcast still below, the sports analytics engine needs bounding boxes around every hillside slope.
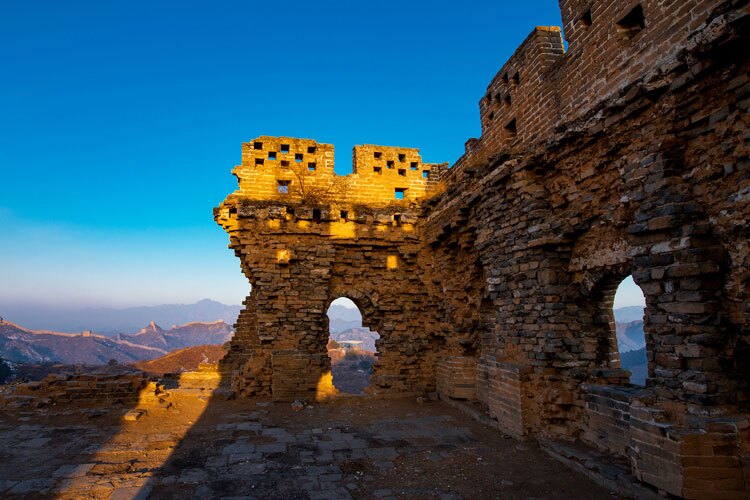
[132,344,227,375]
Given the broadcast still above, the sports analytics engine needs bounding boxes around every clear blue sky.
[0,1,643,309]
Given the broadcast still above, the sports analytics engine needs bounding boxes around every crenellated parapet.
[449,0,728,180]
[229,136,446,207]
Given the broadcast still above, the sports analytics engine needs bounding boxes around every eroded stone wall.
[216,1,749,496]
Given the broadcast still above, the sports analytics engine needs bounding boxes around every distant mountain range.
[0,319,232,366]
[0,299,242,335]
[327,304,364,333]
[613,306,645,323]
[118,320,233,351]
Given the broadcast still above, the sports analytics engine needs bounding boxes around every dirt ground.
[0,388,617,499]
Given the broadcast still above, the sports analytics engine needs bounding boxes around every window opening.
[579,9,593,27]
[613,276,647,385]
[617,4,645,37]
[505,118,517,137]
[327,297,380,394]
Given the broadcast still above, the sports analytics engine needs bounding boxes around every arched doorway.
[613,276,646,385]
[326,297,380,394]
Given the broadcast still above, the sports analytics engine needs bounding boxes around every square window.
[398,169,406,177]
[253,141,263,150]
[281,160,289,167]
[340,210,348,220]
[617,4,645,37]
[387,160,394,168]
[295,153,303,163]
[578,9,592,28]
[268,152,276,160]
[374,152,382,159]
[308,162,316,171]
[422,170,430,179]
[307,146,316,154]
[255,158,264,166]
[374,166,382,175]
[398,153,405,162]
[277,180,290,194]
[410,162,418,170]
[280,144,290,153]
[394,188,406,200]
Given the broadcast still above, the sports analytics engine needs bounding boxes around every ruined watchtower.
[215,137,448,400]
[217,1,750,496]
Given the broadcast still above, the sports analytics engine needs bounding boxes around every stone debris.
[123,409,148,422]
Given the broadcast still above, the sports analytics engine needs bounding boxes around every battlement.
[452,0,722,178]
[231,136,445,206]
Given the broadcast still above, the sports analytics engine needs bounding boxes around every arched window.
[613,276,646,385]
[326,297,380,394]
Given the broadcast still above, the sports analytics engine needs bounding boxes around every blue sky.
[0,1,645,309]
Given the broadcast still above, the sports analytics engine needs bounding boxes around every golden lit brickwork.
[230,135,444,206]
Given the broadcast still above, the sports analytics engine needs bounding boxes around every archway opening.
[326,297,380,394]
[613,276,646,385]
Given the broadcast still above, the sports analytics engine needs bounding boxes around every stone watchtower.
[216,1,750,496]
[214,136,448,400]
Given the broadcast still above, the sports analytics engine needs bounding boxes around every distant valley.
[614,306,647,385]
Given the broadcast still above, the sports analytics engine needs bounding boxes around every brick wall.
[232,136,444,206]
[436,356,477,401]
[481,357,533,438]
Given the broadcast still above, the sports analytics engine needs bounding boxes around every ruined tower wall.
[233,136,443,205]
[216,1,749,496]
[424,1,750,496]
[215,198,449,400]
[454,0,727,180]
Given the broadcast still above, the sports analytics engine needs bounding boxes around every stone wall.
[216,0,750,496]
[0,372,149,407]
[436,356,477,401]
[231,136,445,205]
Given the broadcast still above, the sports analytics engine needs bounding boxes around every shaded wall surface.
[216,1,750,497]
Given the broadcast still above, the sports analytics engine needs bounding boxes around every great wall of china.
[213,1,750,496]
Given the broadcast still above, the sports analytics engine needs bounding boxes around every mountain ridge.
[0,299,242,334]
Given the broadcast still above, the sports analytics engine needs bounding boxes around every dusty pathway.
[0,390,615,499]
